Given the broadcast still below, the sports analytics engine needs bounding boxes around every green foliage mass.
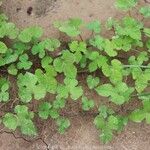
[115,0,138,11]
[94,105,128,143]
[140,6,150,18]
[0,0,150,144]
[0,78,9,102]
[96,82,134,105]
[17,72,47,103]
[3,105,37,136]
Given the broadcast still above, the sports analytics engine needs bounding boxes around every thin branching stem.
[128,10,132,17]
[131,92,150,97]
[123,65,150,69]
[79,34,83,41]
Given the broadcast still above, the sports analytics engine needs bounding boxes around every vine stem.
[133,49,141,53]
[131,92,150,97]
[79,34,83,41]
[128,10,132,17]
[123,65,150,69]
[141,16,145,22]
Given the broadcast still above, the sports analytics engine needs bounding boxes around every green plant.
[0,0,150,143]
[81,96,95,111]
[3,105,37,136]
[54,18,83,37]
[96,82,134,105]
[94,105,128,143]
[140,6,150,18]
[0,78,9,102]
[56,117,70,134]
[86,75,100,89]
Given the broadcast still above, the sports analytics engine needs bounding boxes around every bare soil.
[0,0,150,150]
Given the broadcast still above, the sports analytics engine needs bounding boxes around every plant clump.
[0,0,150,143]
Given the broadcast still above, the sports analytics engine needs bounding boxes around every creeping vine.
[0,0,150,143]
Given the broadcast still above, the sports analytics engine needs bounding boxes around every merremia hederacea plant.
[0,0,150,143]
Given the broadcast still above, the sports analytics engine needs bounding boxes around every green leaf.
[102,64,111,77]
[53,51,77,78]
[53,57,64,73]
[3,105,37,136]
[0,22,19,39]
[35,67,57,94]
[41,56,53,68]
[70,86,83,100]
[94,115,105,129]
[17,54,32,70]
[106,17,119,30]
[108,59,123,84]
[82,96,95,111]
[56,84,69,99]
[20,120,37,136]
[61,50,76,64]
[3,113,18,130]
[112,82,134,105]
[64,78,78,89]
[103,39,117,57]
[144,28,150,37]
[140,6,150,18]
[38,102,52,119]
[53,98,66,109]
[88,52,108,72]
[86,75,100,89]
[0,49,18,67]
[5,23,19,39]
[129,109,145,122]
[146,39,150,49]
[143,100,150,112]
[107,115,119,130]
[0,78,10,102]
[137,52,149,65]
[56,117,70,134]
[89,35,105,50]
[40,38,60,52]
[54,18,82,37]
[100,128,113,144]
[96,82,134,105]
[88,61,98,72]
[8,64,18,75]
[57,78,83,100]
[115,17,143,40]
[17,72,46,102]
[34,85,47,100]
[86,20,101,33]
[0,42,7,53]
[134,72,150,93]
[96,84,114,97]
[98,105,114,118]
[32,43,45,58]
[14,105,29,116]
[64,64,77,79]
[49,109,60,119]
[60,26,80,37]
[115,0,138,11]
[95,105,127,143]
[145,113,150,124]
[32,38,60,58]
[13,42,29,55]
[112,36,133,52]
[18,26,43,43]
[69,41,87,54]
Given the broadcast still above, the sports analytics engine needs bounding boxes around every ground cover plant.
[0,0,150,144]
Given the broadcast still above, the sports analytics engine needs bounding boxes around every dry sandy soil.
[0,0,150,150]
